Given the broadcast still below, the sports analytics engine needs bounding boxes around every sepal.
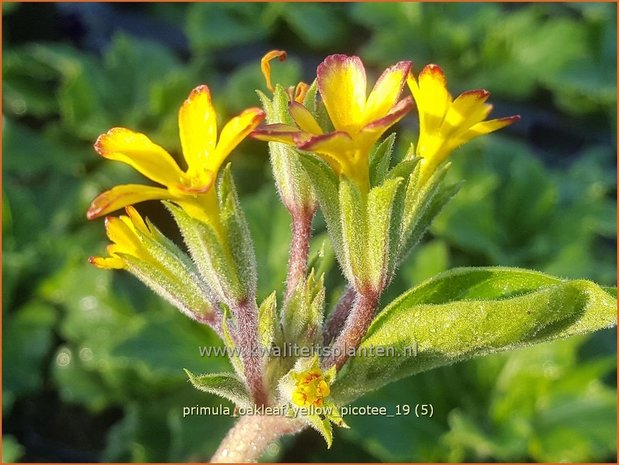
[219,164,258,300]
[282,270,325,346]
[166,202,247,306]
[369,133,396,187]
[221,306,245,381]
[396,161,459,262]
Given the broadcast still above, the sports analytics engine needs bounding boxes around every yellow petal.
[87,184,170,220]
[443,89,492,137]
[292,391,307,407]
[105,216,142,256]
[124,205,150,235]
[212,107,265,173]
[297,131,352,174]
[438,116,520,165]
[417,64,452,134]
[358,96,414,157]
[317,54,367,131]
[173,189,220,225]
[94,128,184,187]
[298,131,352,159]
[364,61,411,125]
[88,255,124,269]
[363,96,414,134]
[453,115,521,146]
[289,102,323,135]
[178,85,218,177]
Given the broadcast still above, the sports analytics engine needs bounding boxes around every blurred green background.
[2,2,617,462]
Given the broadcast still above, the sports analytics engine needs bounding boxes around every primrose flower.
[90,206,217,325]
[291,366,332,408]
[89,206,155,270]
[89,206,147,270]
[253,54,413,191]
[87,85,265,224]
[408,64,520,180]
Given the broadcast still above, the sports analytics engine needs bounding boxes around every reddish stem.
[233,300,268,406]
[284,207,315,302]
[323,286,356,344]
[322,289,379,370]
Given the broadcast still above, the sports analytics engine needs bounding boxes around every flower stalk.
[211,414,305,463]
[323,289,379,370]
[285,205,316,302]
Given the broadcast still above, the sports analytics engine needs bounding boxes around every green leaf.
[2,435,24,463]
[186,3,269,52]
[242,186,291,301]
[184,369,252,408]
[3,302,57,403]
[281,3,348,49]
[332,267,617,405]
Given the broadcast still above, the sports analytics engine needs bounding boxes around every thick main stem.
[322,290,379,370]
[234,300,268,406]
[211,414,305,463]
[284,207,314,302]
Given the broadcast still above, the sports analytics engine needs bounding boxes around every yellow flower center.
[292,368,331,408]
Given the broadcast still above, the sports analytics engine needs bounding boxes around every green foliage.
[2,435,24,463]
[333,268,616,405]
[3,2,616,462]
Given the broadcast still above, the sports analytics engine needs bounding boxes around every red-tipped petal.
[364,60,412,124]
[363,96,414,132]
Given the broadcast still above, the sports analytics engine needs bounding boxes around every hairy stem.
[322,290,379,370]
[211,414,306,463]
[284,207,315,302]
[323,286,356,344]
[233,300,268,406]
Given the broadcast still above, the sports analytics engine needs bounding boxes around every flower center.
[292,369,331,408]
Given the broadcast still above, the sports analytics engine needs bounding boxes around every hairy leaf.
[332,267,617,405]
[184,369,252,408]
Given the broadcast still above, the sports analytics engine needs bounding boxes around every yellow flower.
[253,54,413,192]
[87,85,265,224]
[408,64,520,180]
[291,367,333,408]
[89,206,152,270]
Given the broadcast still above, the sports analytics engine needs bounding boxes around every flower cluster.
[87,50,518,447]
